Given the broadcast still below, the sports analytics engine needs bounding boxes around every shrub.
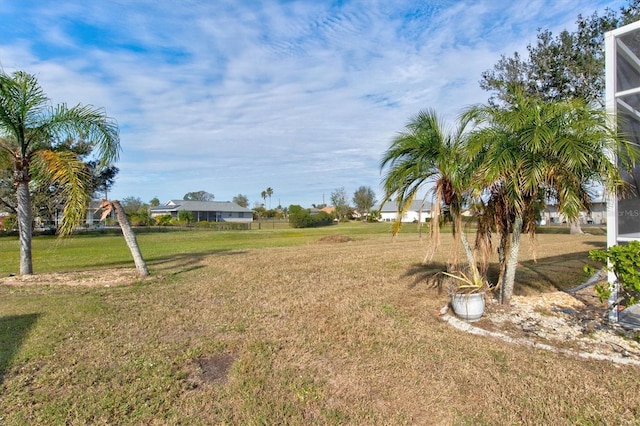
[588,240,640,307]
[315,211,333,224]
[367,210,381,222]
[289,209,334,228]
[2,214,17,231]
[289,210,313,228]
[178,210,194,224]
[130,211,154,226]
[155,214,173,226]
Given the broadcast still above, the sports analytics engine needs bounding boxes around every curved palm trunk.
[501,215,523,305]
[16,180,33,275]
[112,201,149,277]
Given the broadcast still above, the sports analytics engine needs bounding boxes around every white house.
[375,200,432,223]
[149,200,253,223]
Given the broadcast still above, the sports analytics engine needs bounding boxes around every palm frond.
[32,150,91,236]
[44,103,120,166]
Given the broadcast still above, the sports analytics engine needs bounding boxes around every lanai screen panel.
[607,21,640,242]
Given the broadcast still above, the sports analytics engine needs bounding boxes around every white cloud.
[0,0,618,206]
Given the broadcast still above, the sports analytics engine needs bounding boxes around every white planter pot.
[451,292,485,322]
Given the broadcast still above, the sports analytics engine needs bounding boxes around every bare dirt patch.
[316,235,355,244]
[0,268,147,287]
[185,353,238,388]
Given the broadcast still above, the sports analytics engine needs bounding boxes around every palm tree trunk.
[502,215,523,305]
[460,230,475,271]
[16,180,33,275]
[497,230,508,302]
[112,200,149,277]
[569,219,584,235]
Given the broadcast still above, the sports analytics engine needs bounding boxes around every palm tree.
[0,71,119,275]
[260,190,267,207]
[463,87,635,304]
[266,187,273,209]
[380,109,476,270]
[97,200,149,277]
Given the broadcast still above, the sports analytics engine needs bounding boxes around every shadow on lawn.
[515,250,602,294]
[0,313,40,385]
[148,249,248,276]
[404,261,449,291]
[404,247,604,295]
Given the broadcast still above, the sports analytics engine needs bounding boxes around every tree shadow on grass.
[403,261,449,292]
[0,313,40,386]
[515,250,601,295]
[404,245,603,296]
[59,248,247,277]
[147,250,249,277]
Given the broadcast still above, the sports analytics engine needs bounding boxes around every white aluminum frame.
[605,20,640,321]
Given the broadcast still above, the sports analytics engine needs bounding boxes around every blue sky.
[0,0,622,208]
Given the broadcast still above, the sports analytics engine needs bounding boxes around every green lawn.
[0,222,401,275]
[0,221,597,275]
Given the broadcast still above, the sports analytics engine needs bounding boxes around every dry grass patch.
[2,232,639,424]
[315,235,356,243]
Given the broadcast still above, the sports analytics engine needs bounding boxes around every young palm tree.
[0,71,120,275]
[380,109,476,270]
[463,87,636,304]
[97,200,149,277]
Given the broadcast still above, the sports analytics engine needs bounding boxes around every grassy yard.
[2,223,637,425]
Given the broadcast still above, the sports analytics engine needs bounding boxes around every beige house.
[540,201,607,226]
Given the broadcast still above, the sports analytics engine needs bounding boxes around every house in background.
[374,200,432,223]
[320,206,335,215]
[540,200,607,225]
[149,200,253,223]
[30,200,103,229]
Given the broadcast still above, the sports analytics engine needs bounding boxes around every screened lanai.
[606,20,640,243]
[604,20,640,324]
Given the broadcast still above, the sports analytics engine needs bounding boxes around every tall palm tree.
[380,109,476,270]
[266,187,273,209]
[0,71,120,275]
[463,87,635,304]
